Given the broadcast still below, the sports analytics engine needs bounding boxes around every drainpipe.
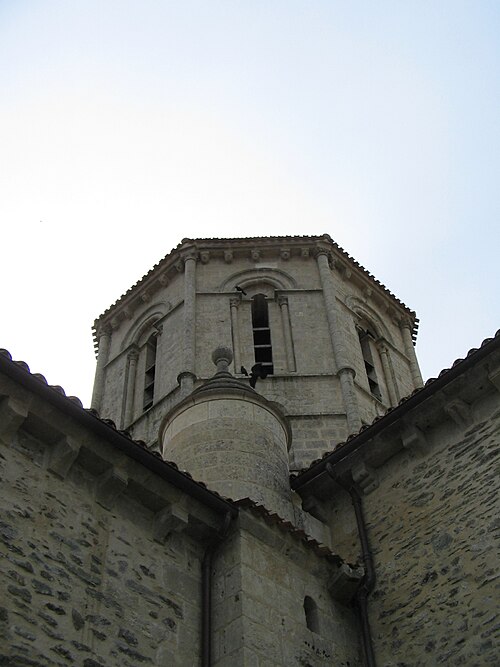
[326,463,376,667]
[202,511,233,667]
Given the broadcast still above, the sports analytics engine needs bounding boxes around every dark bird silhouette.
[235,285,247,296]
[239,363,268,388]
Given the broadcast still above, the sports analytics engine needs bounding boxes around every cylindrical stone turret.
[159,347,292,516]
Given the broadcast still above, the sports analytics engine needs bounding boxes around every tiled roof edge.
[93,234,417,330]
[0,348,237,518]
[291,329,500,486]
[234,497,346,566]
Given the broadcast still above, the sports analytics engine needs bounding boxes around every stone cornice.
[92,235,419,347]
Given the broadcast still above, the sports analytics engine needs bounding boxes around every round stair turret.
[159,347,292,515]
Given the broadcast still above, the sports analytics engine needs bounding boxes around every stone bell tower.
[91,235,422,471]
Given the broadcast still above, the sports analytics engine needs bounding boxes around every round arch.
[122,304,166,351]
[346,296,394,344]
[220,267,297,294]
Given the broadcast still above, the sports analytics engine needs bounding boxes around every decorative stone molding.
[337,262,352,281]
[127,347,139,361]
[229,296,241,308]
[224,249,233,264]
[152,505,189,543]
[351,461,379,495]
[280,248,290,260]
[200,250,210,264]
[363,286,373,301]
[96,323,113,338]
[399,317,413,332]
[401,425,428,455]
[329,563,364,604]
[47,436,80,479]
[251,248,261,262]
[277,295,288,307]
[488,362,500,392]
[175,260,184,273]
[301,247,310,259]
[140,291,150,303]
[158,273,170,286]
[0,396,29,444]
[444,398,473,428]
[95,467,128,510]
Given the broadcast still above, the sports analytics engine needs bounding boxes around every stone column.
[278,295,296,372]
[400,319,423,389]
[123,348,138,426]
[230,297,242,372]
[91,326,111,412]
[181,251,197,395]
[316,249,361,433]
[379,342,399,406]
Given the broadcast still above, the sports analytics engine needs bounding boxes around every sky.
[1,1,499,407]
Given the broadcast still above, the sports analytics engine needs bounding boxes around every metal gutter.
[327,464,376,667]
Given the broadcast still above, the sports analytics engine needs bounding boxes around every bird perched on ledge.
[241,363,268,388]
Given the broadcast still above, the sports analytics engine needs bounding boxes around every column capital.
[377,339,389,354]
[158,272,170,286]
[229,296,241,308]
[399,317,413,331]
[314,246,336,269]
[277,294,289,307]
[127,347,139,361]
[96,324,112,338]
[314,245,330,259]
[337,365,356,379]
[183,250,198,263]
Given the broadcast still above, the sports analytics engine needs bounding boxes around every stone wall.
[0,375,231,667]
[328,393,500,666]
[213,511,361,667]
[0,443,208,666]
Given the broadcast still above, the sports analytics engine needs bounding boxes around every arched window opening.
[303,596,320,633]
[251,294,273,375]
[358,327,381,401]
[143,334,158,411]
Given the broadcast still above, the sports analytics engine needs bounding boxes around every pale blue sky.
[1,1,499,405]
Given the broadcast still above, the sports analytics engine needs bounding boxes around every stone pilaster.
[278,295,296,372]
[183,251,197,378]
[123,348,139,426]
[379,342,399,406]
[316,249,361,433]
[230,297,242,372]
[91,326,111,412]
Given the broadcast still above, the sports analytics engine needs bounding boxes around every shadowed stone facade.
[1,235,499,666]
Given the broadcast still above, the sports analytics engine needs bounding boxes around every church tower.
[91,235,422,476]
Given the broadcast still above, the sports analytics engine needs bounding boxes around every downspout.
[326,463,376,667]
[202,511,233,667]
